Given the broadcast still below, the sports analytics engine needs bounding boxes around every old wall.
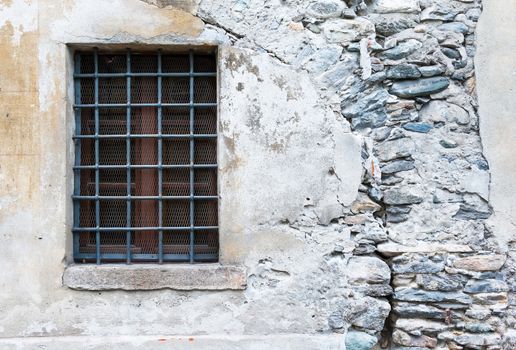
[0,0,366,348]
[0,0,514,349]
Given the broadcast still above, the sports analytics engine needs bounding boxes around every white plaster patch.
[333,131,362,206]
[459,168,490,200]
[219,47,361,227]
[0,0,38,45]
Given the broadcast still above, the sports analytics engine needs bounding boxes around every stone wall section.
[0,0,512,348]
[197,0,512,348]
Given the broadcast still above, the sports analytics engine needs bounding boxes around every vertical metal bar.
[94,48,101,265]
[73,53,82,259]
[189,50,195,263]
[126,50,132,264]
[157,50,163,264]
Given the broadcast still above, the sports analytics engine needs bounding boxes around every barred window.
[72,49,218,264]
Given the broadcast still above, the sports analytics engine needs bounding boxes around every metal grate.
[73,49,218,264]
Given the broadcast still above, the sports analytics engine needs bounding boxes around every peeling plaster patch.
[219,47,360,227]
[477,0,516,247]
[333,131,362,206]
[0,0,37,45]
[315,130,362,225]
[38,47,59,114]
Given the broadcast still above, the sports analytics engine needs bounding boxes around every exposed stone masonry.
[195,0,512,348]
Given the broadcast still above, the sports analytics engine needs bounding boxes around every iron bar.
[94,48,100,265]
[73,253,217,261]
[73,54,82,259]
[73,134,217,139]
[73,226,218,232]
[74,164,217,170]
[189,50,195,263]
[74,103,217,108]
[126,49,132,264]
[73,195,218,200]
[74,72,216,78]
[157,49,164,264]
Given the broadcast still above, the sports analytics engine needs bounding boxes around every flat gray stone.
[393,302,447,319]
[341,88,389,113]
[438,22,470,34]
[347,256,391,284]
[392,254,444,274]
[345,331,377,350]
[376,137,415,162]
[453,255,506,272]
[464,279,509,293]
[416,273,465,291]
[371,14,418,36]
[420,5,458,21]
[389,77,450,98]
[383,39,422,60]
[453,204,491,219]
[402,122,433,133]
[395,318,449,336]
[463,323,494,333]
[338,297,391,332]
[438,332,501,347]
[394,288,473,304]
[419,65,445,77]
[392,329,437,348]
[306,0,346,19]
[384,186,424,205]
[380,160,415,174]
[442,47,461,59]
[377,242,473,257]
[63,264,247,291]
[353,283,394,297]
[386,64,422,80]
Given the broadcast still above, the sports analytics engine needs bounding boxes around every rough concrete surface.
[477,0,516,247]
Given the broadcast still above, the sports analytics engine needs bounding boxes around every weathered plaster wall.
[0,0,515,348]
[477,0,516,346]
[477,0,516,247]
[0,0,366,348]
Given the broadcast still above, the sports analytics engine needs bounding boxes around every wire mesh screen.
[73,49,218,264]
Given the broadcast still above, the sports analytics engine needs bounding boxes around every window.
[72,49,218,264]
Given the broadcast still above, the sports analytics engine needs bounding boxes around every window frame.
[71,48,219,265]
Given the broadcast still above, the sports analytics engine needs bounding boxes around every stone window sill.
[63,264,247,291]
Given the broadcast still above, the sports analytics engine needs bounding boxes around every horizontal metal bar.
[72,226,218,232]
[73,253,218,261]
[74,72,216,78]
[73,195,218,200]
[73,164,217,170]
[73,134,217,139]
[74,103,217,108]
